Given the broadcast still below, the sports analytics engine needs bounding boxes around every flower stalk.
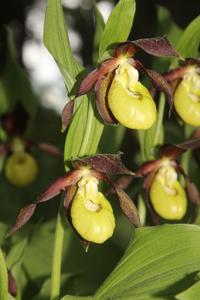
[50,198,66,300]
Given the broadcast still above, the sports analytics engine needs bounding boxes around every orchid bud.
[149,162,187,220]
[5,152,38,186]
[174,66,200,126]
[71,176,115,243]
[108,62,157,129]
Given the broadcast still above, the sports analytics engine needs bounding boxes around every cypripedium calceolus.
[137,138,200,221]
[164,58,200,126]
[0,104,61,186]
[8,153,140,247]
[62,37,179,131]
[111,138,200,222]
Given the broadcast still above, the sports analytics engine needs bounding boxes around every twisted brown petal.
[133,59,173,111]
[8,170,82,236]
[76,58,118,97]
[38,142,61,157]
[0,144,9,156]
[36,170,81,203]
[136,160,161,177]
[115,188,141,227]
[7,203,37,236]
[61,99,75,131]
[95,74,117,124]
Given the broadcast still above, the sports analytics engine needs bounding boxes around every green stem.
[0,249,8,300]
[50,199,65,300]
[153,93,165,147]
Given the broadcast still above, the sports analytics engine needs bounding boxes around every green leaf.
[92,1,105,64]
[176,15,200,58]
[44,0,81,90]
[44,0,104,162]
[0,248,8,300]
[0,29,37,116]
[6,238,27,269]
[61,297,97,300]
[99,0,136,58]
[95,224,200,300]
[176,279,200,300]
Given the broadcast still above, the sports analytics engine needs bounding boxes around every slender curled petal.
[174,66,200,126]
[61,99,75,131]
[38,143,61,157]
[115,188,141,227]
[95,73,117,124]
[0,144,9,156]
[7,203,37,236]
[76,58,119,97]
[8,170,82,236]
[70,177,115,243]
[5,152,38,187]
[133,59,173,111]
[149,165,187,220]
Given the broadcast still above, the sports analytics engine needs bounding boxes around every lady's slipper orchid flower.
[0,104,61,186]
[62,37,179,130]
[138,138,200,221]
[8,153,140,246]
[110,138,200,222]
[164,58,200,126]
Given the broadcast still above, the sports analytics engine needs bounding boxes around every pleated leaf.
[95,224,200,300]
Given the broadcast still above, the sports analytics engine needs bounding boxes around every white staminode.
[184,67,200,102]
[78,176,101,212]
[115,62,139,91]
[157,160,178,195]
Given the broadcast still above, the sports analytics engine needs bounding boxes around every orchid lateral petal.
[175,137,200,151]
[163,66,189,82]
[61,99,75,131]
[132,37,179,57]
[63,186,77,212]
[36,170,81,203]
[76,58,118,97]
[7,203,37,236]
[106,175,134,195]
[8,270,17,296]
[77,68,100,96]
[185,178,200,206]
[115,188,141,227]
[177,166,200,206]
[0,144,9,156]
[38,143,61,157]
[134,60,173,111]
[136,160,161,177]
[73,153,134,175]
[145,68,173,111]
[80,239,90,252]
[143,171,157,192]
[95,74,117,124]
